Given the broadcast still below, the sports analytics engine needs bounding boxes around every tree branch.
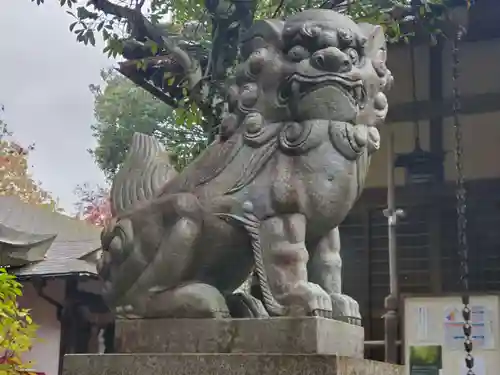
[90,0,202,90]
[135,0,146,11]
[272,0,285,18]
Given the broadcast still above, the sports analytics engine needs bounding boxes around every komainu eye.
[346,48,360,65]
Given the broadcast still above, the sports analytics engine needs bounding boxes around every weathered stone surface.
[98,8,394,322]
[63,354,404,375]
[115,317,364,358]
[65,318,401,375]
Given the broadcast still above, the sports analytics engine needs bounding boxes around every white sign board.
[443,305,494,350]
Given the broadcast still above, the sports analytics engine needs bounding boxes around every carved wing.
[110,132,177,216]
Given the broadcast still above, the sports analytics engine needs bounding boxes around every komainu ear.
[358,23,387,61]
[240,19,285,60]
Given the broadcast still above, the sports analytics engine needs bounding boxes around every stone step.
[64,354,404,375]
[115,317,364,358]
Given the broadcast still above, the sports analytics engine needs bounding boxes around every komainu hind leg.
[308,227,362,325]
[99,193,230,318]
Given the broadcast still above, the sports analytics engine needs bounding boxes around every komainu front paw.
[284,282,333,318]
[330,293,362,326]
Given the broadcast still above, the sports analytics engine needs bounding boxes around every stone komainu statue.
[97,9,393,321]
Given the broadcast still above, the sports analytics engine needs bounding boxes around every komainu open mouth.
[287,73,367,109]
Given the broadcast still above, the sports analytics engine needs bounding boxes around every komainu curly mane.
[159,10,392,198]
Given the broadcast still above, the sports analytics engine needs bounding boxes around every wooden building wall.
[341,34,500,360]
[368,36,500,188]
[341,181,500,354]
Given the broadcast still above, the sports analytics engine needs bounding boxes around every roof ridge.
[0,196,102,234]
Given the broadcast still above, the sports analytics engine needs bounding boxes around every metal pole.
[383,123,403,363]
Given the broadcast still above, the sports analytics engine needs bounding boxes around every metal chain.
[452,26,474,375]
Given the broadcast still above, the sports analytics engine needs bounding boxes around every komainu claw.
[312,309,334,318]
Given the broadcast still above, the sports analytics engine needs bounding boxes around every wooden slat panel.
[342,180,500,362]
[340,211,370,322]
[367,205,432,312]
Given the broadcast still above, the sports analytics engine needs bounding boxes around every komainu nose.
[311,47,352,73]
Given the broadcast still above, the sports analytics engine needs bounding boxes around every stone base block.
[115,317,364,358]
[64,354,404,375]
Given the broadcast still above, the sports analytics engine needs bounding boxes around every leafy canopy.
[89,69,206,178]
[31,0,461,120]
[31,0,470,176]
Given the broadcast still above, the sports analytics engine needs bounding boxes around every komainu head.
[220,9,393,156]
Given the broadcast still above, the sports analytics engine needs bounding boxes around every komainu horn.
[97,8,393,322]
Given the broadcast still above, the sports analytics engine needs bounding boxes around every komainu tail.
[110,132,177,216]
[218,201,286,317]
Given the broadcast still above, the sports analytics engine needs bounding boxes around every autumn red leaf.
[73,183,111,226]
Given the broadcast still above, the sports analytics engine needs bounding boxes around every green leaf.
[87,30,96,46]
[77,6,98,20]
[69,22,77,32]
[150,42,158,55]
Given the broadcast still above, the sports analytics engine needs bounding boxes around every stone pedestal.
[64,354,403,375]
[115,317,364,357]
[63,318,404,375]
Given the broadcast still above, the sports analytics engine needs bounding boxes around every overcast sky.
[0,0,111,212]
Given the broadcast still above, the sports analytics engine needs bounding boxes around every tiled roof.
[0,196,102,278]
[14,258,98,278]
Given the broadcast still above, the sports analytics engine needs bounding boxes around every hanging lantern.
[395,146,443,185]
[394,37,443,185]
